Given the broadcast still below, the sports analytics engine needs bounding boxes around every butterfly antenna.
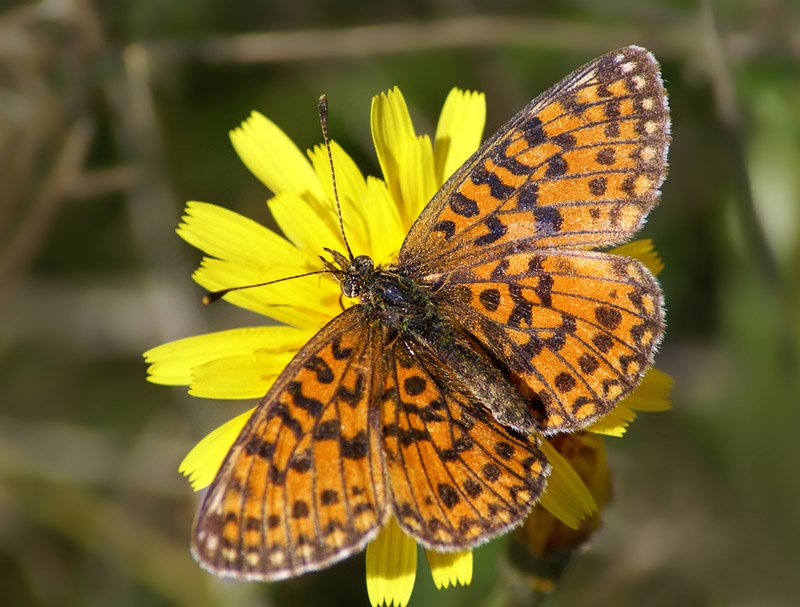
[202,269,329,304]
[317,95,354,262]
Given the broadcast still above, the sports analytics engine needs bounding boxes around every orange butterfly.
[192,45,670,580]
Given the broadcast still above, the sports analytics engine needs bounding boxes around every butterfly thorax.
[334,253,435,328]
[321,247,434,326]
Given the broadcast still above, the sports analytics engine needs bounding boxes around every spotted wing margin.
[435,248,664,433]
[191,306,389,581]
[399,45,670,275]
[380,330,550,550]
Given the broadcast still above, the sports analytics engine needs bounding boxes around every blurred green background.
[2,0,799,605]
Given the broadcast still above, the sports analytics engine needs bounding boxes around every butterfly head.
[321,248,375,299]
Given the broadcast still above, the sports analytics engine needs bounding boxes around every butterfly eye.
[341,277,356,298]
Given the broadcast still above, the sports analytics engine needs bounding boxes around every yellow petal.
[178,201,315,269]
[189,351,294,398]
[366,518,417,607]
[362,177,405,265]
[179,201,328,326]
[308,141,371,254]
[268,191,345,257]
[625,368,673,412]
[611,238,665,275]
[371,88,416,210]
[179,407,255,491]
[588,369,673,436]
[434,88,486,185]
[425,549,472,589]
[144,326,311,386]
[587,403,638,437]
[397,134,437,226]
[230,111,326,200]
[538,439,597,529]
[193,258,340,329]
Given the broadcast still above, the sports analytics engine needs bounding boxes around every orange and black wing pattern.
[380,331,550,549]
[435,248,663,433]
[397,45,669,433]
[191,307,389,580]
[399,45,669,275]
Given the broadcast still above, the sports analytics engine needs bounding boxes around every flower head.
[145,87,670,607]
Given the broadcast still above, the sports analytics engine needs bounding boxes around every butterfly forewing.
[436,249,663,432]
[192,307,389,580]
[381,334,550,549]
[399,46,669,274]
[395,45,668,433]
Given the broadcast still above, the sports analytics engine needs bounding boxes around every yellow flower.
[144,87,669,607]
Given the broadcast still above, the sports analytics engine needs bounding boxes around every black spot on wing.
[515,182,539,211]
[336,372,365,407]
[320,489,340,505]
[433,220,455,239]
[596,147,616,165]
[331,336,353,360]
[545,154,568,177]
[450,192,479,217]
[534,206,563,236]
[314,419,340,440]
[592,333,614,353]
[292,500,310,519]
[595,306,622,329]
[288,382,323,417]
[588,177,607,196]
[341,431,369,459]
[269,402,303,439]
[403,376,427,396]
[472,164,515,200]
[244,437,275,460]
[554,372,576,392]
[552,132,577,149]
[479,288,501,312]
[520,116,546,147]
[305,356,334,384]
[438,483,460,508]
[474,216,508,246]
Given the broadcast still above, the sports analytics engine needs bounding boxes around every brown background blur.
[1,0,799,605]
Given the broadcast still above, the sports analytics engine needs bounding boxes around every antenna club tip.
[317,94,328,110]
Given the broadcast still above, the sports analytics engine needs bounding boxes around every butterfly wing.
[380,329,550,549]
[434,248,663,433]
[396,46,668,433]
[191,306,389,580]
[398,45,669,275]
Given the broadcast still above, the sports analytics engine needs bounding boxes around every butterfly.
[191,45,670,580]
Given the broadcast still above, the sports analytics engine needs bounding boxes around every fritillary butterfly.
[192,45,670,579]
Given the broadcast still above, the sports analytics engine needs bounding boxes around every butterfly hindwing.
[380,332,550,549]
[399,46,669,274]
[192,307,389,580]
[435,248,664,432]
